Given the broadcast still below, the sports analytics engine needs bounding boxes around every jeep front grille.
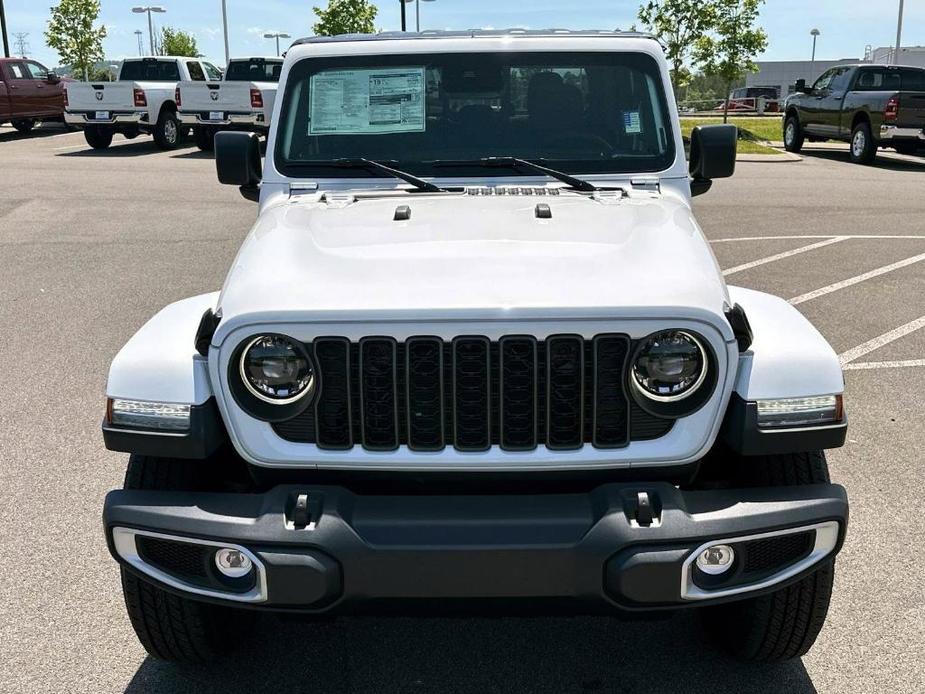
[272,335,674,452]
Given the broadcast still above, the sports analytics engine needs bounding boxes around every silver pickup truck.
[177,57,282,151]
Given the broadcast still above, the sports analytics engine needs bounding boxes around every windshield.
[275,51,675,178]
[226,59,283,82]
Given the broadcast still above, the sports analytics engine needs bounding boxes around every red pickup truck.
[0,57,67,133]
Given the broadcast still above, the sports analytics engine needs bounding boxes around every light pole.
[132,6,166,56]
[0,0,9,58]
[893,0,905,64]
[263,32,291,57]
[134,29,144,56]
[401,0,436,32]
[810,28,820,80]
[221,0,230,66]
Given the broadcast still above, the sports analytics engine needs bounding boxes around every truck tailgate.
[179,81,253,112]
[66,82,135,111]
[898,91,925,129]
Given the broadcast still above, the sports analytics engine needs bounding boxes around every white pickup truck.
[65,56,223,150]
[177,56,282,151]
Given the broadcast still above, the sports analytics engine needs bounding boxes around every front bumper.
[879,124,925,142]
[178,111,266,129]
[64,111,144,126]
[104,481,848,613]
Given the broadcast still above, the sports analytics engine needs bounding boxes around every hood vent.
[465,187,562,196]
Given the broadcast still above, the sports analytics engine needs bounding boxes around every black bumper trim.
[102,397,227,459]
[104,480,848,612]
[721,393,847,456]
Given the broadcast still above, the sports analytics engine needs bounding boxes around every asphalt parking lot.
[1,123,923,694]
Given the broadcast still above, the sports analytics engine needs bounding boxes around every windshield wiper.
[308,158,446,193]
[430,157,597,192]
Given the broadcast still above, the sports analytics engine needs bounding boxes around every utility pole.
[400,0,406,31]
[893,0,905,64]
[221,0,230,66]
[12,30,28,57]
[0,0,10,58]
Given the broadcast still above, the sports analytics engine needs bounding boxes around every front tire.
[703,451,837,662]
[850,121,877,164]
[12,118,36,133]
[783,114,804,152]
[84,125,113,149]
[119,455,255,662]
[153,108,180,150]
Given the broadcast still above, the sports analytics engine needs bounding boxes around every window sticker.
[624,111,642,134]
[309,67,426,135]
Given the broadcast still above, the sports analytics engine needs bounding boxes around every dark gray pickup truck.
[783,63,925,163]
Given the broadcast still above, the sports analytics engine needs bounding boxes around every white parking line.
[843,359,925,371]
[711,234,925,243]
[837,315,925,365]
[788,252,925,305]
[722,237,846,276]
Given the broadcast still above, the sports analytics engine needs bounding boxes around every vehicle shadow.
[122,611,816,694]
[56,139,196,157]
[171,149,214,160]
[800,145,925,171]
[0,122,72,143]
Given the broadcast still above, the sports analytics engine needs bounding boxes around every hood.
[215,192,729,337]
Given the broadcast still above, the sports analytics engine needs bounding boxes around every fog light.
[695,544,735,575]
[215,548,253,578]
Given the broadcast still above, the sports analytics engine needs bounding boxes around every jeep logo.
[95,91,103,101]
[210,91,219,101]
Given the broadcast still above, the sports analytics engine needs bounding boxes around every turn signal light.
[133,88,147,107]
[107,398,191,431]
[250,88,263,109]
[756,394,843,429]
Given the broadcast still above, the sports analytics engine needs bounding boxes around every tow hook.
[286,492,323,530]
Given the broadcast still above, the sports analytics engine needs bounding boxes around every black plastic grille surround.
[272,334,675,452]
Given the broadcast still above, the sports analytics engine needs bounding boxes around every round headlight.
[631,330,707,402]
[239,335,314,404]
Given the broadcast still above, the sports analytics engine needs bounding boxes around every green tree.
[312,0,378,36]
[158,27,201,57]
[693,0,768,122]
[638,0,717,95]
[44,0,107,81]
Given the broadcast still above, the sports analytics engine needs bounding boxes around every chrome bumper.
[64,111,144,126]
[178,112,266,127]
[879,124,925,141]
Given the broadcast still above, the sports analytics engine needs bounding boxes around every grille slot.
[453,337,492,451]
[742,531,815,575]
[546,335,585,450]
[359,338,399,450]
[406,337,445,451]
[136,536,211,581]
[313,338,352,449]
[273,334,675,452]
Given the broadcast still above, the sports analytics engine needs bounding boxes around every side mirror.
[795,78,811,94]
[215,131,262,202]
[688,124,737,197]
[46,72,61,85]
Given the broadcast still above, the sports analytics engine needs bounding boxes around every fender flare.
[722,287,846,455]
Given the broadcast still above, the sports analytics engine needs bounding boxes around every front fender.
[722,287,846,455]
[107,292,219,405]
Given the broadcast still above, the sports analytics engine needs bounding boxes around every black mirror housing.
[46,72,61,84]
[795,78,812,94]
[215,131,262,202]
[689,124,737,195]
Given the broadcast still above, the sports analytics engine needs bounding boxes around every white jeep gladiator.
[65,56,222,150]
[102,31,849,664]
[177,56,282,151]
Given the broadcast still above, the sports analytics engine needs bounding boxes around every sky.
[3,0,923,69]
